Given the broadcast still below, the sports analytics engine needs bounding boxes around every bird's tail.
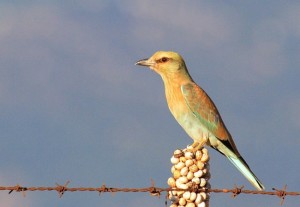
[227,155,265,191]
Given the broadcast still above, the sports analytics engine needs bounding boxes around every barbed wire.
[1,181,299,205]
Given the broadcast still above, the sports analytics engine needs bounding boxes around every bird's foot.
[189,141,205,153]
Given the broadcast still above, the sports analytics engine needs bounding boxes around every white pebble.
[192,177,200,184]
[182,191,191,200]
[187,145,194,151]
[200,192,207,200]
[189,192,197,201]
[167,177,176,187]
[185,151,194,159]
[179,197,187,206]
[189,164,199,172]
[177,190,184,196]
[180,167,189,176]
[174,149,183,157]
[171,166,176,173]
[187,171,194,180]
[173,170,181,179]
[201,153,209,162]
[200,178,206,187]
[176,178,189,189]
[194,170,203,178]
[195,150,202,160]
[202,148,208,155]
[175,161,185,170]
[185,159,194,167]
[186,203,196,207]
[171,156,180,164]
[197,201,206,207]
[195,193,202,204]
[196,160,205,170]
[176,182,188,190]
[180,156,187,162]
[177,176,188,184]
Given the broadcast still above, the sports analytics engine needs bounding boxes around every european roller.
[135,51,264,191]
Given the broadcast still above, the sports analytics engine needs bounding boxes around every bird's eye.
[160,57,169,63]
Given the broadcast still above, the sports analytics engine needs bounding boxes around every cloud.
[275,95,300,130]
[0,3,136,116]
[238,4,300,83]
[194,6,300,88]
[117,1,300,87]
[118,0,237,48]
[230,41,287,84]
[72,0,111,12]
[110,116,155,157]
[283,3,300,35]
[0,194,29,207]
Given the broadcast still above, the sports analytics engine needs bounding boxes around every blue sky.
[0,1,299,206]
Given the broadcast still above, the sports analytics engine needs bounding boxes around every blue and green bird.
[136,51,264,191]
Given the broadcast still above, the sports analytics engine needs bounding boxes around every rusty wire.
[1,181,299,205]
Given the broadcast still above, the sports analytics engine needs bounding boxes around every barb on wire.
[231,185,244,198]
[56,180,70,198]
[149,178,160,197]
[8,184,27,197]
[1,182,299,205]
[273,184,288,205]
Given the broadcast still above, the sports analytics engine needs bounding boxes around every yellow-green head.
[135,51,192,81]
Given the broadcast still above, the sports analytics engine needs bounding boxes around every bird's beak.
[135,58,155,67]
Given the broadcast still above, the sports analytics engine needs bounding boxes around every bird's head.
[135,51,191,80]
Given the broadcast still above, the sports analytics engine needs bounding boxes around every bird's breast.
[175,106,211,142]
[165,84,210,142]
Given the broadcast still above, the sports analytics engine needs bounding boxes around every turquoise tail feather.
[227,156,265,191]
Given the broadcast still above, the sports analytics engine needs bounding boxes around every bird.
[135,51,264,191]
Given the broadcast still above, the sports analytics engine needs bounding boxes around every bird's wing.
[181,82,230,141]
[181,83,264,190]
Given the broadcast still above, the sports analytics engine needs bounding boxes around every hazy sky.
[1,1,300,207]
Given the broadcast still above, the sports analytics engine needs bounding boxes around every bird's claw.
[188,141,205,153]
